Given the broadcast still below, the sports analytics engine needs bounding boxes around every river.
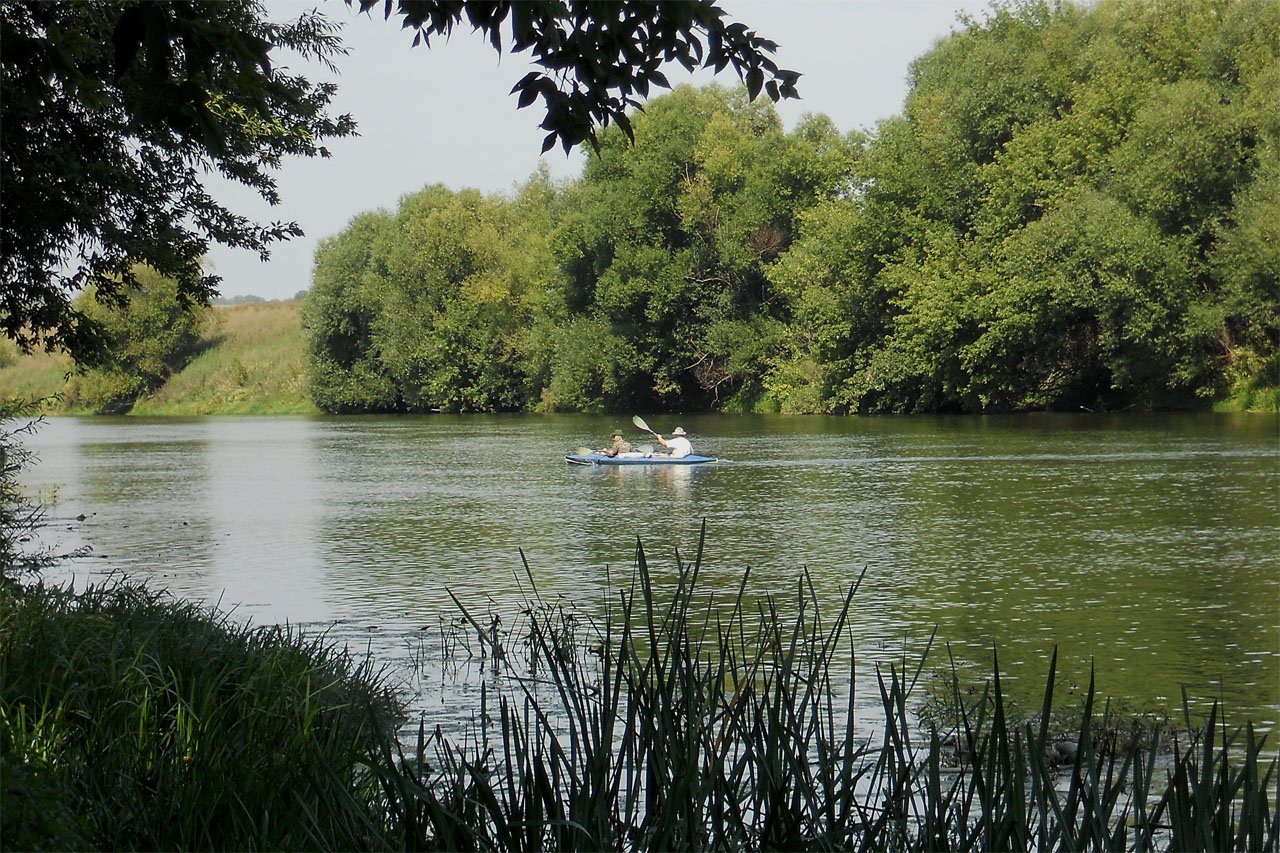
[16,412,1280,733]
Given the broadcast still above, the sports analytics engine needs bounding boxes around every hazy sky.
[209,0,994,300]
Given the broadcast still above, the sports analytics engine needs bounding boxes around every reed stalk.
[380,523,1279,851]
[2,524,1275,850]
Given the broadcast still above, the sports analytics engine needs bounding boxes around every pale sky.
[208,0,994,300]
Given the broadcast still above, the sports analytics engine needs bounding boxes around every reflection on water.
[19,412,1280,732]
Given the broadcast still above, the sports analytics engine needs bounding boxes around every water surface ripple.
[21,412,1279,731]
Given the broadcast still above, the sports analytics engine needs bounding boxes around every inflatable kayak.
[565,451,717,466]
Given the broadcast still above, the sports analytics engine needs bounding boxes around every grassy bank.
[0,579,399,849]
[0,301,317,415]
[132,300,316,415]
[1213,375,1280,413]
[0,344,69,409]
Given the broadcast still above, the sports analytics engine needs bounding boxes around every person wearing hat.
[599,430,633,457]
[656,426,693,458]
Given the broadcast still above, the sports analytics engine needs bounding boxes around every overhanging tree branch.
[352,0,800,152]
[1,0,796,367]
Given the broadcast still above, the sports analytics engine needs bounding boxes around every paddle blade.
[632,414,652,433]
[574,447,593,455]
[638,443,655,454]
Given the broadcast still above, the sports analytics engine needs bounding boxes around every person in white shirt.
[656,426,693,458]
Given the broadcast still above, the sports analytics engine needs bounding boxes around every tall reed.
[3,525,1275,850]
[378,523,1279,851]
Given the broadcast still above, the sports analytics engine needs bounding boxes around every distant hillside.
[0,301,317,415]
[0,342,69,408]
[211,292,308,306]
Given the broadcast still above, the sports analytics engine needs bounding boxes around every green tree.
[357,0,799,153]
[2,0,354,363]
[301,211,401,414]
[771,0,1277,413]
[1107,80,1248,239]
[371,185,552,413]
[544,316,641,412]
[970,192,1199,410]
[3,0,796,367]
[309,0,1276,416]
[1210,147,1280,394]
[546,85,855,412]
[66,267,210,414]
[305,178,560,413]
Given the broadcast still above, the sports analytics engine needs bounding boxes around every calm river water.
[18,412,1280,732]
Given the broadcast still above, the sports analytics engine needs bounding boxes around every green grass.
[0,578,399,850]
[3,532,1277,850]
[1213,382,1280,413]
[0,301,318,415]
[131,300,318,415]
[0,340,71,410]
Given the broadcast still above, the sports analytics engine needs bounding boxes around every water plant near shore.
[1,536,1276,849]
[378,529,1279,850]
[0,401,61,581]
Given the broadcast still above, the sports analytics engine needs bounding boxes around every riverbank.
[0,300,318,415]
[4,561,1276,850]
[1,297,1274,415]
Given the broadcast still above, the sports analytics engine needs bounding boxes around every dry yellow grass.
[0,339,73,409]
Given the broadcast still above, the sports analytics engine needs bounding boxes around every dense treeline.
[302,87,854,413]
[305,0,1278,414]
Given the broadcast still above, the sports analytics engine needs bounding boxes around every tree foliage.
[306,85,857,413]
[1,0,355,363]
[301,212,400,414]
[306,0,1277,415]
[537,85,856,412]
[765,0,1278,413]
[1,0,797,370]
[304,179,560,413]
[38,0,1270,415]
[352,0,800,153]
[66,268,211,414]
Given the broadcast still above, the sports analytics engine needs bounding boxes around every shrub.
[0,580,401,850]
